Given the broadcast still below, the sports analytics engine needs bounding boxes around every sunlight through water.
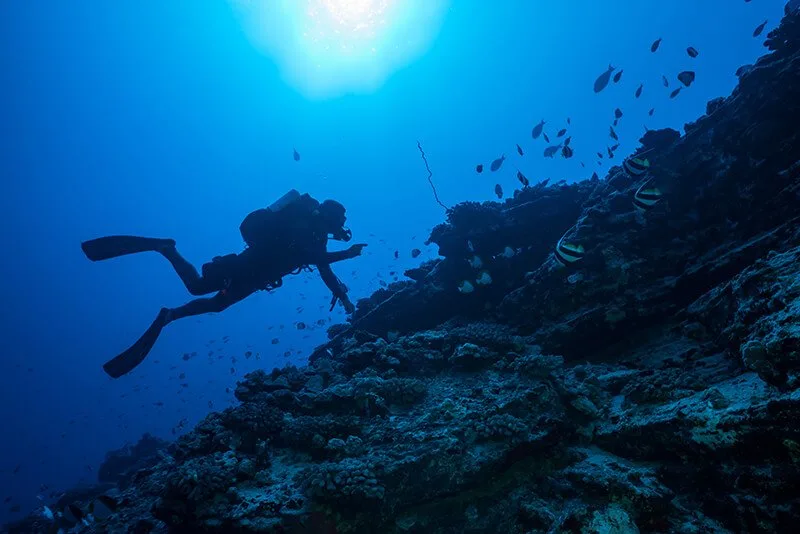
[230,0,450,99]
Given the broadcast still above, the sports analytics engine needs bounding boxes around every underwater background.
[0,0,789,526]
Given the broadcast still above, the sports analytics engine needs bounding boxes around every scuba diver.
[82,190,365,379]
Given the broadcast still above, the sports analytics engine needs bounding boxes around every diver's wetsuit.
[160,212,352,322]
[81,194,360,378]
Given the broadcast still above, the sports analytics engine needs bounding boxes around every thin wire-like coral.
[417,141,449,212]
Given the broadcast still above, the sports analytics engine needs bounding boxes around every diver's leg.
[158,244,217,296]
[166,289,252,322]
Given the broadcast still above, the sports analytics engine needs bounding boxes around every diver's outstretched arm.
[316,263,354,313]
[324,243,367,264]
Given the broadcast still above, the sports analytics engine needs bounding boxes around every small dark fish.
[662,75,669,87]
[230,367,236,374]
[394,250,399,259]
[669,87,682,99]
[607,147,614,159]
[677,70,695,87]
[687,46,699,58]
[3,497,11,503]
[494,184,503,199]
[580,162,586,168]
[9,504,20,513]
[613,119,618,127]
[635,84,643,98]
[650,38,662,52]
[562,145,574,159]
[597,152,604,159]
[531,120,545,139]
[609,126,618,140]
[610,143,619,152]
[475,164,483,173]
[557,128,567,137]
[411,248,421,258]
[543,144,561,158]
[567,117,571,125]
[612,69,623,83]
[517,171,529,187]
[490,155,506,172]
[614,108,623,119]
[293,148,300,162]
[564,136,572,147]
[271,338,279,344]
[516,144,524,156]
[593,64,615,93]
[296,322,306,330]
[648,108,655,116]
[543,132,551,143]
[753,20,767,37]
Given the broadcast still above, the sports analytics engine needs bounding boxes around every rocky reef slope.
[8,9,800,534]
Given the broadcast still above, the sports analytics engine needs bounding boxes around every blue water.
[0,0,786,524]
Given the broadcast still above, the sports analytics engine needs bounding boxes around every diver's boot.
[82,236,176,262]
[102,308,173,379]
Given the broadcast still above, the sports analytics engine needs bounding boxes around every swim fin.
[81,236,175,262]
[102,308,171,378]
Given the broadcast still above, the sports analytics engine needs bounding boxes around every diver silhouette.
[82,190,365,378]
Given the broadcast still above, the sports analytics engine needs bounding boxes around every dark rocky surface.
[6,8,800,534]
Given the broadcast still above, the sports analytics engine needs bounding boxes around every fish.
[609,126,618,140]
[457,280,475,294]
[411,248,421,258]
[633,181,663,212]
[635,84,643,98]
[753,20,768,37]
[544,144,561,158]
[543,132,551,143]
[562,145,574,159]
[678,71,695,87]
[517,171,530,187]
[607,147,614,159]
[554,235,585,267]
[593,64,615,93]
[271,338,279,344]
[469,256,483,269]
[648,108,655,116]
[687,46,699,58]
[531,120,545,139]
[567,117,571,125]
[501,246,516,258]
[475,164,483,173]
[623,157,651,176]
[614,108,623,119]
[669,87,682,99]
[650,38,662,52]
[662,75,669,87]
[490,155,506,172]
[612,69,623,83]
[610,143,620,152]
[296,322,306,330]
[394,250,399,259]
[293,148,300,162]
[475,270,493,285]
[494,184,503,199]
[597,152,604,159]
[516,144,524,156]
[557,128,567,137]
[564,136,572,146]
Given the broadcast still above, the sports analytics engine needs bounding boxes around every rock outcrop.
[6,8,800,534]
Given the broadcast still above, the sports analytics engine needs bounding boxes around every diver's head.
[319,200,351,241]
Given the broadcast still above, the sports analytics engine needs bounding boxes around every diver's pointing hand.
[348,243,368,258]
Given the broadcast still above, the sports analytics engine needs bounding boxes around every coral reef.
[6,10,800,534]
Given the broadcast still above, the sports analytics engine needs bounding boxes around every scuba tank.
[239,189,316,248]
[268,189,301,212]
